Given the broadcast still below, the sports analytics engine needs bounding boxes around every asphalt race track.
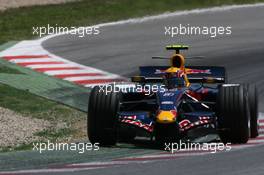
[41,5,264,175]
[51,144,264,175]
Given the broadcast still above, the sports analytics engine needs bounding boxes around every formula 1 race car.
[87,44,259,146]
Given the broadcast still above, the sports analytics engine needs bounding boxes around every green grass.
[0,83,85,122]
[0,83,86,151]
[0,64,23,74]
[0,0,263,44]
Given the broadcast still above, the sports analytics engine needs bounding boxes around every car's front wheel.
[88,86,121,146]
[217,85,250,144]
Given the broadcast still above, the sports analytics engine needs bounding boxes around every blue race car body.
[87,44,258,146]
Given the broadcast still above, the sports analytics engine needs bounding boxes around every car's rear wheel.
[217,85,250,144]
[88,86,121,146]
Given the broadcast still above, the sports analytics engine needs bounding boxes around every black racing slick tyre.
[247,84,259,138]
[88,86,121,146]
[217,85,250,144]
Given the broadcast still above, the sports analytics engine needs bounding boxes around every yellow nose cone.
[156,111,176,124]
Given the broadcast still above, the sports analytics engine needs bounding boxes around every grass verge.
[0,65,23,74]
[0,81,86,152]
[0,0,264,44]
[0,83,85,122]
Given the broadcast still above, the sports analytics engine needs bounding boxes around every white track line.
[125,151,211,159]
[84,83,114,87]
[44,69,96,75]
[9,58,55,63]
[64,75,121,81]
[27,63,78,69]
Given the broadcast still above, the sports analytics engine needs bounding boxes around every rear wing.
[132,66,227,84]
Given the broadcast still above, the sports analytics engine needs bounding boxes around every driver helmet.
[164,70,185,89]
